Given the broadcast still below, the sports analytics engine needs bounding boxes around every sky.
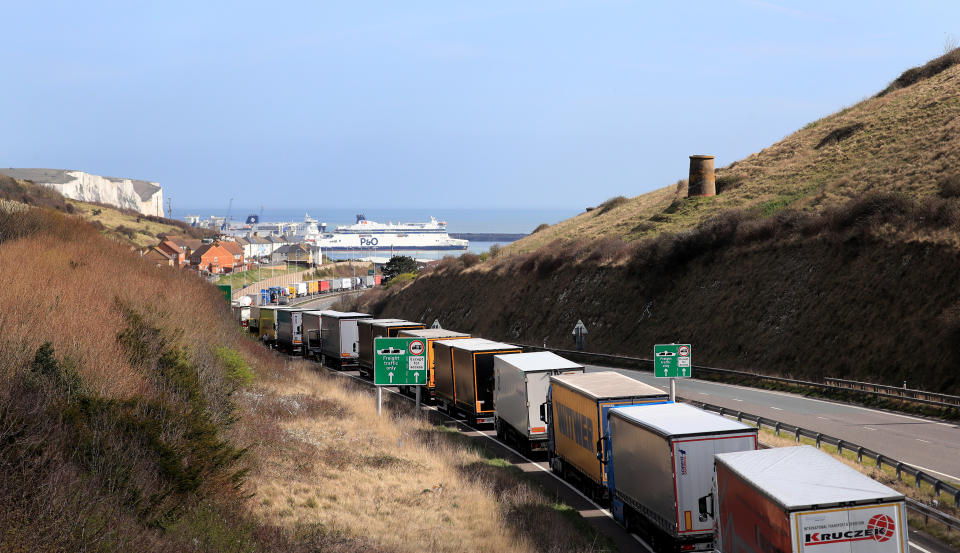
[2,1,959,211]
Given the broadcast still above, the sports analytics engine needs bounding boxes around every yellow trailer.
[257,306,279,343]
[547,371,669,499]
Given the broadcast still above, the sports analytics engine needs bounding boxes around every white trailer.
[363,275,375,287]
[711,446,909,553]
[340,278,352,289]
[493,352,584,453]
[606,403,758,552]
[319,310,372,368]
[295,282,307,296]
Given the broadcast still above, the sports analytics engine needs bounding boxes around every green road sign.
[654,344,692,378]
[374,337,428,386]
[217,284,232,303]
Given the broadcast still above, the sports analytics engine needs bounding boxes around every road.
[319,362,954,553]
[589,365,960,483]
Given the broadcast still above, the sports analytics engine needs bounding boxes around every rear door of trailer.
[340,318,360,359]
[791,502,908,552]
[674,431,757,537]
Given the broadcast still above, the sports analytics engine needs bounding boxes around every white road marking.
[864,427,876,431]
[731,398,743,402]
[916,439,931,443]
[698,392,710,396]
[770,407,783,411]
[817,416,829,420]
[904,462,960,483]
[911,542,933,553]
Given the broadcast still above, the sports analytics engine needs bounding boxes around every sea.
[174,207,579,258]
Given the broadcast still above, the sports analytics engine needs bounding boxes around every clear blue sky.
[2,1,957,210]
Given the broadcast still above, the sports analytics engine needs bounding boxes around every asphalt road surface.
[589,365,960,483]
[320,362,953,553]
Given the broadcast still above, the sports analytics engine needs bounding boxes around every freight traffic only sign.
[374,337,428,386]
[654,344,692,378]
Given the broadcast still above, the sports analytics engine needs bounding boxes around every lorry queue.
[235,305,910,553]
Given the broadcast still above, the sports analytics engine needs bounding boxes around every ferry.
[308,215,469,253]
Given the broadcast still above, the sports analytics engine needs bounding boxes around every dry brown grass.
[240,364,605,553]
[0,203,605,552]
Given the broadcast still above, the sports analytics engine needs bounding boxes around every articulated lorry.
[396,328,471,402]
[493,351,584,453]
[275,308,303,354]
[604,403,758,552]
[708,446,909,553]
[546,371,669,501]
[319,310,372,368]
[433,338,521,425]
[357,319,425,378]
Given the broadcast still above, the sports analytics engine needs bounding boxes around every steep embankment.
[373,51,960,392]
[511,49,960,253]
[0,201,607,552]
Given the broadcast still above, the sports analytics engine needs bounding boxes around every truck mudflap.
[617,490,713,550]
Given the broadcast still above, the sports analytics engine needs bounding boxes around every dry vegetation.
[0,203,605,551]
[507,49,960,254]
[69,199,214,247]
[242,366,608,553]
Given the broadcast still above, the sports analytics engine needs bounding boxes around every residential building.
[142,246,176,267]
[188,242,242,274]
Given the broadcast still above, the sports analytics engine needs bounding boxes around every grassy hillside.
[370,191,960,392]
[69,199,213,247]
[0,202,606,551]
[369,50,960,393]
[510,48,960,253]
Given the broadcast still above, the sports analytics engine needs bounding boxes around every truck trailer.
[257,306,279,344]
[357,319,426,378]
[493,351,584,453]
[433,338,521,425]
[319,310,372,368]
[709,446,909,553]
[275,308,304,354]
[301,310,324,360]
[605,403,758,552]
[396,328,471,402]
[546,371,669,501]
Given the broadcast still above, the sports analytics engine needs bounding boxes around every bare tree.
[944,32,958,54]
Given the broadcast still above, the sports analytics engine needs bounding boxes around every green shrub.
[216,347,255,387]
[384,272,417,288]
[596,195,629,215]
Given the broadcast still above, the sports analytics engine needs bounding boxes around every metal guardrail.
[685,398,960,515]
[825,377,960,408]
[520,345,960,410]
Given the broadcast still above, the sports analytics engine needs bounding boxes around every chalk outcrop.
[0,168,163,216]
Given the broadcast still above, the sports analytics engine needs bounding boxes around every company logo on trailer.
[803,514,895,546]
[679,449,688,475]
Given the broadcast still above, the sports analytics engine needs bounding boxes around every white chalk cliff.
[0,168,163,216]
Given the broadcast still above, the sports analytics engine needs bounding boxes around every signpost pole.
[377,387,382,417]
[670,377,676,402]
[415,386,421,410]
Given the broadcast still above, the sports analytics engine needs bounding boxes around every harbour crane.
[222,198,233,231]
